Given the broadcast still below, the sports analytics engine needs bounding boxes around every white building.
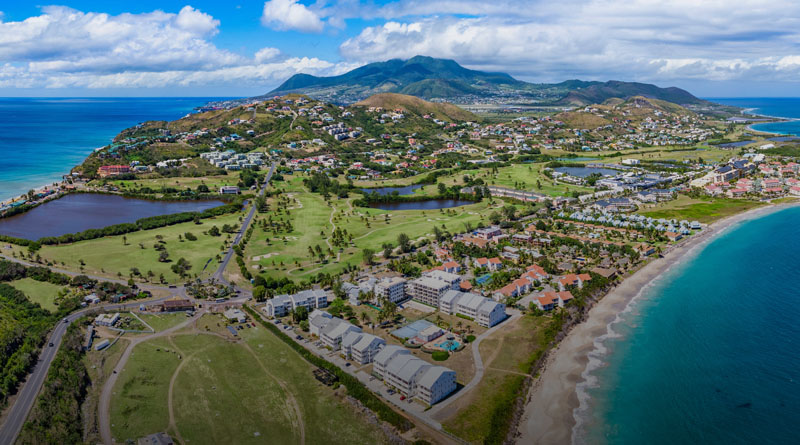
[384,355,431,398]
[264,289,328,317]
[321,318,362,350]
[373,345,410,379]
[341,332,386,364]
[94,313,120,327]
[416,366,457,405]
[439,290,507,328]
[224,308,247,323]
[409,270,460,307]
[219,185,240,194]
[374,276,407,303]
[309,309,333,337]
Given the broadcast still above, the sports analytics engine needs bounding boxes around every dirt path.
[98,314,201,444]
[166,336,213,445]
[240,342,306,445]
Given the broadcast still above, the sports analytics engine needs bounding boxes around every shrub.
[431,351,449,361]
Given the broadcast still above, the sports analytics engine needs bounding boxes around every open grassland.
[83,337,128,444]
[110,338,179,442]
[440,315,550,443]
[109,314,387,444]
[435,163,595,197]
[31,212,242,284]
[8,277,64,312]
[106,174,238,192]
[639,195,765,223]
[244,174,504,281]
[136,313,190,333]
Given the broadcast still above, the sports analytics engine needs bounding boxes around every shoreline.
[516,200,800,445]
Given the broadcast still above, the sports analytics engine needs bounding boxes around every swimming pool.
[435,340,461,351]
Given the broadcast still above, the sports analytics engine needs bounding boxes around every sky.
[2,0,800,98]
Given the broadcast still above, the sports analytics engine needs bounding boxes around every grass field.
[29,212,243,284]
[107,175,239,193]
[110,338,180,441]
[136,313,190,332]
[109,314,387,444]
[440,315,550,442]
[243,174,504,281]
[639,195,765,223]
[8,278,64,312]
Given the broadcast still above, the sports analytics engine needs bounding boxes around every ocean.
[579,207,800,444]
[0,97,224,202]
[711,97,800,135]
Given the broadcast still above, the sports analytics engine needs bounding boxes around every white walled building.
[264,289,328,317]
[409,270,460,307]
[321,318,362,350]
[416,367,457,405]
[374,276,408,303]
[439,290,507,328]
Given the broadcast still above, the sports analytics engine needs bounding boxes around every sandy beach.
[516,200,800,444]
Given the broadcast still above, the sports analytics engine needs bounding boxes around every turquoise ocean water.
[711,97,800,135]
[0,97,223,202]
[580,207,800,444]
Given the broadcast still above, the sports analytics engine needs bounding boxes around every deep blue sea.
[0,97,225,201]
[711,97,800,135]
[580,207,800,444]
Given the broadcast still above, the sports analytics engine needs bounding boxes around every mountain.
[354,93,478,122]
[262,56,708,107]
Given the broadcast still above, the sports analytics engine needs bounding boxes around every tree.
[382,243,393,260]
[158,251,170,262]
[397,233,411,253]
[122,235,127,245]
[171,257,191,278]
[502,205,517,221]
[208,225,221,237]
[362,248,375,265]
[253,285,266,302]
[292,305,309,323]
[489,211,502,225]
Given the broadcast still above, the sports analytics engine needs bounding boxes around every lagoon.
[554,166,619,178]
[0,193,224,240]
[368,199,474,211]
[360,184,423,196]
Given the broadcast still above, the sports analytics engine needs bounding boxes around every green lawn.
[246,175,502,281]
[639,195,765,223]
[136,313,189,332]
[110,338,180,442]
[109,315,387,444]
[34,212,243,284]
[106,175,239,193]
[8,278,64,312]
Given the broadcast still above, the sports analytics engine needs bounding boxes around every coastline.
[516,200,800,445]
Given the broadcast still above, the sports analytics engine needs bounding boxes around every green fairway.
[109,314,387,444]
[639,195,765,223]
[110,338,179,442]
[245,174,504,281]
[9,278,64,312]
[34,212,243,284]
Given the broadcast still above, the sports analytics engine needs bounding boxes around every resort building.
[439,290,507,328]
[374,276,407,303]
[373,345,410,378]
[264,289,328,317]
[341,332,386,364]
[408,270,460,307]
[97,165,131,177]
[309,309,333,337]
[416,366,457,405]
[223,308,247,323]
[384,355,431,398]
[320,318,362,350]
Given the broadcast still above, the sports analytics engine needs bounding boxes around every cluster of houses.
[406,270,508,327]
[308,310,457,405]
[264,289,329,317]
[199,150,266,171]
[561,210,702,234]
[341,276,408,306]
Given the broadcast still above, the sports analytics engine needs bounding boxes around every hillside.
[557,81,706,106]
[355,93,478,122]
[259,56,708,108]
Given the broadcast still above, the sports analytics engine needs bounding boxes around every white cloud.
[338,0,800,84]
[254,47,282,63]
[261,0,324,33]
[0,6,351,91]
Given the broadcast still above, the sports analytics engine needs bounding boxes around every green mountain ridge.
[263,55,708,107]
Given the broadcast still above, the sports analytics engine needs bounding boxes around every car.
[295,335,302,340]
[400,395,405,401]
[345,363,351,367]
[113,370,117,374]
[62,318,68,323]
[49,342,54,347]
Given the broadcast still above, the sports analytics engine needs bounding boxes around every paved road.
[212,161,276,284]
[0,161,276,443]
[0,294,178,444]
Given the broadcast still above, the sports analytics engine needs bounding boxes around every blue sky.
[2,1,800,97]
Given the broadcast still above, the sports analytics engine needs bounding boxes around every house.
[321,318,362,350]
[94,313,120,327]
[159,298,192,312]
[558,274,583,291]
[97,165,130,177]
[665,232,683,242]
[341,331,386,364]
[535,294,556,311]
[474,225,503,240]
[224,308,247,323]
[440,261,462,274]
[556,291,574,307]
[219,185,240,194]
